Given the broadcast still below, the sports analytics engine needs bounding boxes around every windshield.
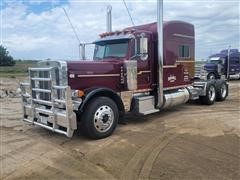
[207,57,224,64]
[93,40,129,60]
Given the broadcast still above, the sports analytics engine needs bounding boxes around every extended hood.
[67,60,123,91]
[204,63,217,70]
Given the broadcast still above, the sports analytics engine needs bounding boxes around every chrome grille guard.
[20,67,77,137]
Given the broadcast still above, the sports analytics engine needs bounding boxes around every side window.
[130,40,135,57]
[179,45,190,58]
[94,45,104,59]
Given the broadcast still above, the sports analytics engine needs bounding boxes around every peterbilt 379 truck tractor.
[20,1,228,139]
[200,49,240,80]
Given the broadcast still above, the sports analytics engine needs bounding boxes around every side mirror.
[80,43,86,60]
[140,37,148,54]
[130,37,148,60]
[140,37,148,60]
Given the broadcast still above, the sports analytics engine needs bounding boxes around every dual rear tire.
[216,81,228,101]
[200,80,228,105]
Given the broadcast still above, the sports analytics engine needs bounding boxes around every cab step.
[134,96,159,115]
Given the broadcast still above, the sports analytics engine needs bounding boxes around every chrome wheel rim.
[208,86,216,101]
[221,84,227,98]
[94,105,114,133]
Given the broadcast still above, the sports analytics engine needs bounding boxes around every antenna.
[122,0,135,26]
[62,8,81,59]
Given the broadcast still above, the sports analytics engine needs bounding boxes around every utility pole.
[227,45,231,81]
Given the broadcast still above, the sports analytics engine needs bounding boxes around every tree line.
[0,45,15,66]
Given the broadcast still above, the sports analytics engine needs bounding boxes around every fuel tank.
[163,88,190,108]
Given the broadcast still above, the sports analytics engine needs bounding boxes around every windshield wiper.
[104,56,121,59]
[93,57,103,60]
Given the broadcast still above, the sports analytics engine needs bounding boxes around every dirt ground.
[0,77,240,180]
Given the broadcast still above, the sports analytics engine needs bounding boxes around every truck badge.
[168,75,176,83]
[69,74,75,78]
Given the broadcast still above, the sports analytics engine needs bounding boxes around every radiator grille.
[30,68,60,101]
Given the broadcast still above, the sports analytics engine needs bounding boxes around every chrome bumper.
[20,67,77,137]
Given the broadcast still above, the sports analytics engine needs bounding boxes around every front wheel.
[80,96,119,139]
[200,83,216,105]
[207,73,216,80]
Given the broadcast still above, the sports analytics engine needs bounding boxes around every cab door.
[130,33,152,90]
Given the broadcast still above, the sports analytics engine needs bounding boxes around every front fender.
[78,87,125,115]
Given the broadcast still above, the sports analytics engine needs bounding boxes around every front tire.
[200,82,216,105]
[207,73,216,80]
[81,96,119,139]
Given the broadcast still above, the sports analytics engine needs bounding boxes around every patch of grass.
[0,60,38,77]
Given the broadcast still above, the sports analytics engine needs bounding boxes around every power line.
[122,0,135,26]
[196,46,238,50]
[196,41,239,46]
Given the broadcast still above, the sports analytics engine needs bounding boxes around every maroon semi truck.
[20,2,228,139]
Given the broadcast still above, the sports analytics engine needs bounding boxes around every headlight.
[200,67,205,72]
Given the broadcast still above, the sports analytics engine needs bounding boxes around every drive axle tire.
[81,96,119,139]
[200,83,216,105]
[216,80,228,101]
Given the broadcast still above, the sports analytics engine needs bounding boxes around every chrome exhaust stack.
[157,0,164,108]
[106,5,112,32]
[156,0,191,109]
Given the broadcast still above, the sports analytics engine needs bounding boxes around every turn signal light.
[76,90,85,98]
